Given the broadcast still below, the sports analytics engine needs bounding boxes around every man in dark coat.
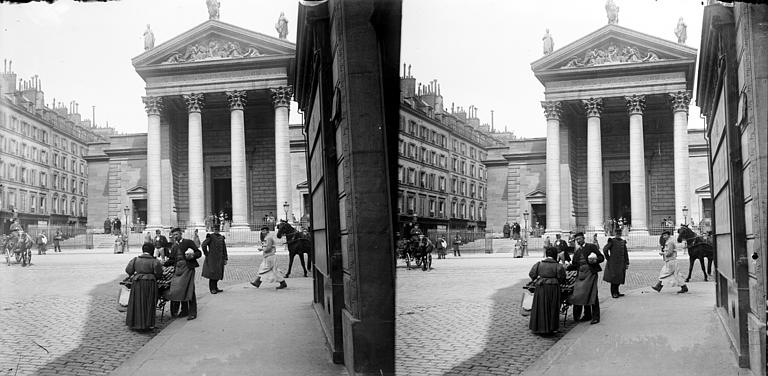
[567,232,605,324]
[502,222,511,238]
[153,230,170,261]
[201,227,228,294]
[114,217,122,234]
[104,218,111,234]
[554,234,569,262]
[512,222,521,240]
[602,228,630,298]
[164,228,202,320]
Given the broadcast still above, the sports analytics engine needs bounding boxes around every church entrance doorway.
[212,178,232,220]
[609,171,631,224]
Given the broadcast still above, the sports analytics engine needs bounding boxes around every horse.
[4,232,34,266]
[276,221,313,278]
[677,225,714,282]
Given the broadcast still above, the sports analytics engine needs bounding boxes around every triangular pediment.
[695,184,710,194]
[525,189,546,199]
[132,20,295,69]
[532,24,696,78]
[126,186,147,195]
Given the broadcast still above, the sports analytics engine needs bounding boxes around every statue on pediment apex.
[542,29,554,55]
[276,12,289,40]
[143,24,155,51]
[675,17,687,44]
[206,0,220,20]
[606,0,619,24]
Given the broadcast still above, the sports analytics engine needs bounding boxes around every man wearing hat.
[251,226,287,289]
[602,228,629,298]
[164,227,202,320]
[567,232,605,324]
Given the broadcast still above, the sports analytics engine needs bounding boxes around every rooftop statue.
[606,0,619,25]
[542,29,554,55]
[143,24,155,51]
[674,17,687,44]
[206,0,220,20]
[275,12,289,40]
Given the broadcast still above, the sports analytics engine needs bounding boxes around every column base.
[229,224,251,232]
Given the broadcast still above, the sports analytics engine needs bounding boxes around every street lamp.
[123,205,130,253]
[682,205,688,226]
[283,201,289,222]
[522,209,530,256]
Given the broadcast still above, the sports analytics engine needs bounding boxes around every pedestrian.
[567,232,604,324]
[201,227,228,294]
[452,233,462,257]
[104,217,112,234]
[528,246,567,335]
[435,235,447,259]
[651,230,688,293]
[193,229,201,248]
[37,232,48,255]
[164,227,202,320]
[114,217,122,234]
[503,222,511,239]
[250,225,287,289]
[543,236,551,249]
[153,230,169,262]
[53,230,63,252]
[592,233,599,247]
[143,231,153,245]
[512,222,521,240]
[602,228,629,298]
[554,234,569,263]
[125,243,163,331]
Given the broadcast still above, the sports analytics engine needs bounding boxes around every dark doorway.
[212,178,232,219]
[131,199,147,229]
[531,204,546,229]
[611,183,631,222]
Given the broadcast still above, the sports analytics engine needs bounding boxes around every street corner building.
[484,17,711,237]
[86,16,311,233]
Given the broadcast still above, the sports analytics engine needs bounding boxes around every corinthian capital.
[582,97,603,117]
[182,93,205,113]
[625,94,646,115]
[226,90,247,111]
[669,90,692,113]
[142,96,163,115]
[270,86,293,108]
[541,101,562,121]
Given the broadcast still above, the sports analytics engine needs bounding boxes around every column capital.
[182,93,205,113]
[625,94,646,115]
[540,101,562,121]
[226,90,247,111]
[669,90,692,113]
[582,97,603,117]
[270,86,293,108]
[142,96,163,115]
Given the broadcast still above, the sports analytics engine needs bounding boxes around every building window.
[429,199,436,217]
[438,200,445,218]
[407,194,416,214]
[398,140,404,155]
[40,195,46,213]
[420,147,427,162]
[407,168,415,185]
[438,176,446,192]
[419,171,427,188]
[460,181,466,195]
[397,192,403,213]
[451,178,457,193]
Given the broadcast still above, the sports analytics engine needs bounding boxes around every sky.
[401,0,707,138]
[0,0,706,137]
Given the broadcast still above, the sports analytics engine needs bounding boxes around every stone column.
[143,96,163,230]
[227,90,249,230]
[183,93,205,230]
[626,94,649,234]
[271,86,293,222]
[542,101,562,234]
[670,90,691,226]
[583,97,604,233]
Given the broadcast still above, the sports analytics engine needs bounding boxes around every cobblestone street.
[0,250,297,376]
[395,253,711,376]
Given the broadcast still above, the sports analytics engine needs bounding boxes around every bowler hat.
[573,232,585,238]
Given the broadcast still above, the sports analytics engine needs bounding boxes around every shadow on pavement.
[443,281,578,376]
[35,275,169,375]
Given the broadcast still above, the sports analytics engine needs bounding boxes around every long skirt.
[126,279,158,330]
[568,272,598,306]
[258,254,284,283]
[529,284,561,334]
[658,259,685,287]
[168,266,195,302]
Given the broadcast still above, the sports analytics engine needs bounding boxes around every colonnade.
[142,86,293,230]
[541,90,691,234]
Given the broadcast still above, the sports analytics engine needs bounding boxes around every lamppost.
[283,201,289,222]
[682,205,688,226]
[123,205,130,253]
[522,209,530,256]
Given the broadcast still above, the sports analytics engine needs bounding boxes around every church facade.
[487,22,704,235]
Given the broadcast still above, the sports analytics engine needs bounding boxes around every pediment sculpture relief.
[561,43,660,68]
[162,38,262,64]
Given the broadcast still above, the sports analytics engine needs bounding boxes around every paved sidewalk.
[522,281,743,376]
[111,277,347,376]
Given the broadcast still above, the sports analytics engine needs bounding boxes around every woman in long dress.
[125,243,163,330]
[529,247,567,334]
[651,231,688,293]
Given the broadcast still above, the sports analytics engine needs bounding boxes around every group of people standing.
[35,230,63,255]
[103,217,122,235]
[123,225,286,331]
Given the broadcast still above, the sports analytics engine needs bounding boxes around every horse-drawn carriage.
[2,232,34,267]
[676,224,714,282]
[396,235,433,271]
